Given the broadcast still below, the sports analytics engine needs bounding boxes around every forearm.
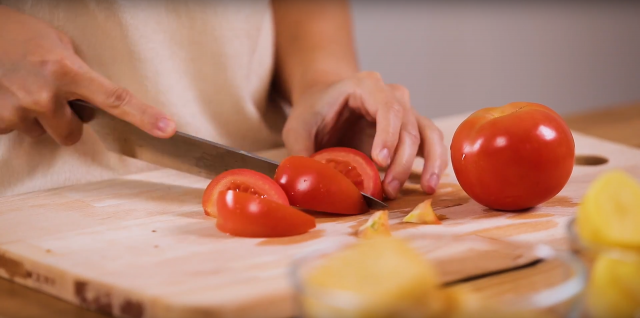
[272,0,359,105]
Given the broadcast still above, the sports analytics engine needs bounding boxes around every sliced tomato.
[274,156,368,215]
[216,190,316,237]
[311,147,384,201]
[202,169,289,217]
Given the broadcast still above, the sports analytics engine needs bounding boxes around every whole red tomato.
[274,156,368,215]
[450,102,575,211]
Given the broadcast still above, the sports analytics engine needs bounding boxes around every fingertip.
[422,172,440,194]
[154,117,176,138]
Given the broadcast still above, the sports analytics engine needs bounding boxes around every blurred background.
[350,1,640,118]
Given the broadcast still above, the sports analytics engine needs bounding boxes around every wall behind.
[351,1,640,118]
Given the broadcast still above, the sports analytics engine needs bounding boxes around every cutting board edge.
[0,248,296,318]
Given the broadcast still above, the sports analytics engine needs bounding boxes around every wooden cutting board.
[1,112,640,318]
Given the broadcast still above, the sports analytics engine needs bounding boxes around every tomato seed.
[323,159,365,191]
[227,181,267,198]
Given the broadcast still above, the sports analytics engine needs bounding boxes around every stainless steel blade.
[70,100,388,210]
[74,101,281,179]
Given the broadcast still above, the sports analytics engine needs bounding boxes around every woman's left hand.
[282,71,448,199]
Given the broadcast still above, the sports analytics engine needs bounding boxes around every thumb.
[282,108,319,157]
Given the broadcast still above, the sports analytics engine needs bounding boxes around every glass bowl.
[566,217,640,318]
[290,234,587,318]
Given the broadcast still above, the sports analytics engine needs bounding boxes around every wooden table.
[1,102,639,318]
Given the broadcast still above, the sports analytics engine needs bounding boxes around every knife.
[68,100,388,210]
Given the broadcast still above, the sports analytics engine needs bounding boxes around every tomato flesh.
[216,190,316,237]
[322,158,365,191]
[311,147,383,201]
[275,156,368,215]
[202,169,289,217]
[450,102,575,211]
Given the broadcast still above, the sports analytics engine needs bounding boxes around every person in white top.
[0,1,446,199]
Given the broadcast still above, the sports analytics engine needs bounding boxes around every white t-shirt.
[0,0,287,196]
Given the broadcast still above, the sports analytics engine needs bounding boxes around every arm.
[272,0,358,105]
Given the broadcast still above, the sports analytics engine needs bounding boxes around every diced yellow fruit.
[403,199,442,225]
[585,255,640,318]
[576,170,640,247]
[302,238,440,318]
[437,285,554,318]
[357,210,391,239]
[430,286,481,318]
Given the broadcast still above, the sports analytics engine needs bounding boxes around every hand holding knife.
[68,100,388,212]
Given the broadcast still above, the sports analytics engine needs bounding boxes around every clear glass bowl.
[566,217,640,318]
[290,234,587,318]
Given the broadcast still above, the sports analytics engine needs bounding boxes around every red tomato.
[202,169,289,217]
[311,147,384,201]
[450,102,575,211]
[216,191,316,237]
[274,156,368,215]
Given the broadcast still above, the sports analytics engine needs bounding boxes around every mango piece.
[576,170,640,247]
[357,210,391,239]
[403,199,442,225]
[301,238,440,318]
[585,255,640,318]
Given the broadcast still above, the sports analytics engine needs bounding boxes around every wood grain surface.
[1,103,639,318]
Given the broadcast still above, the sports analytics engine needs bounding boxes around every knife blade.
[69,100,388,210]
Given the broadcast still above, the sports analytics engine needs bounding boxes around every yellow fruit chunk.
[357,210,391,239]
[585,255,640,318]
[432,286,482,318]
[576,170,640,247]
[403,199,442,225]
[299,238,556,318]
[301,238,441,317]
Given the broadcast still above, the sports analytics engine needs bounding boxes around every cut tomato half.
[202,169,289,217]
[275,156,368,215]
[311,147,383,201]
[216,190,316,237]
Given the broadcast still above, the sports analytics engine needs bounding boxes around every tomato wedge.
[202,169,289,217]
[216,191,316,237]
[275,156,368,215]
[311,147,383,201]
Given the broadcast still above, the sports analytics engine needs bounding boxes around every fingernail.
[378,148,390,167]
[386,178,401,198]
[426,173,440,194]
[156,117,175,134]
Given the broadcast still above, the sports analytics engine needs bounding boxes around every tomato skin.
[202,169,289,217]
[450,102,575,211]
[275,156,368,215]
[216,191,316,237]
[311,147,384,201]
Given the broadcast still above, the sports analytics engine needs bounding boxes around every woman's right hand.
[0,5,175,145]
